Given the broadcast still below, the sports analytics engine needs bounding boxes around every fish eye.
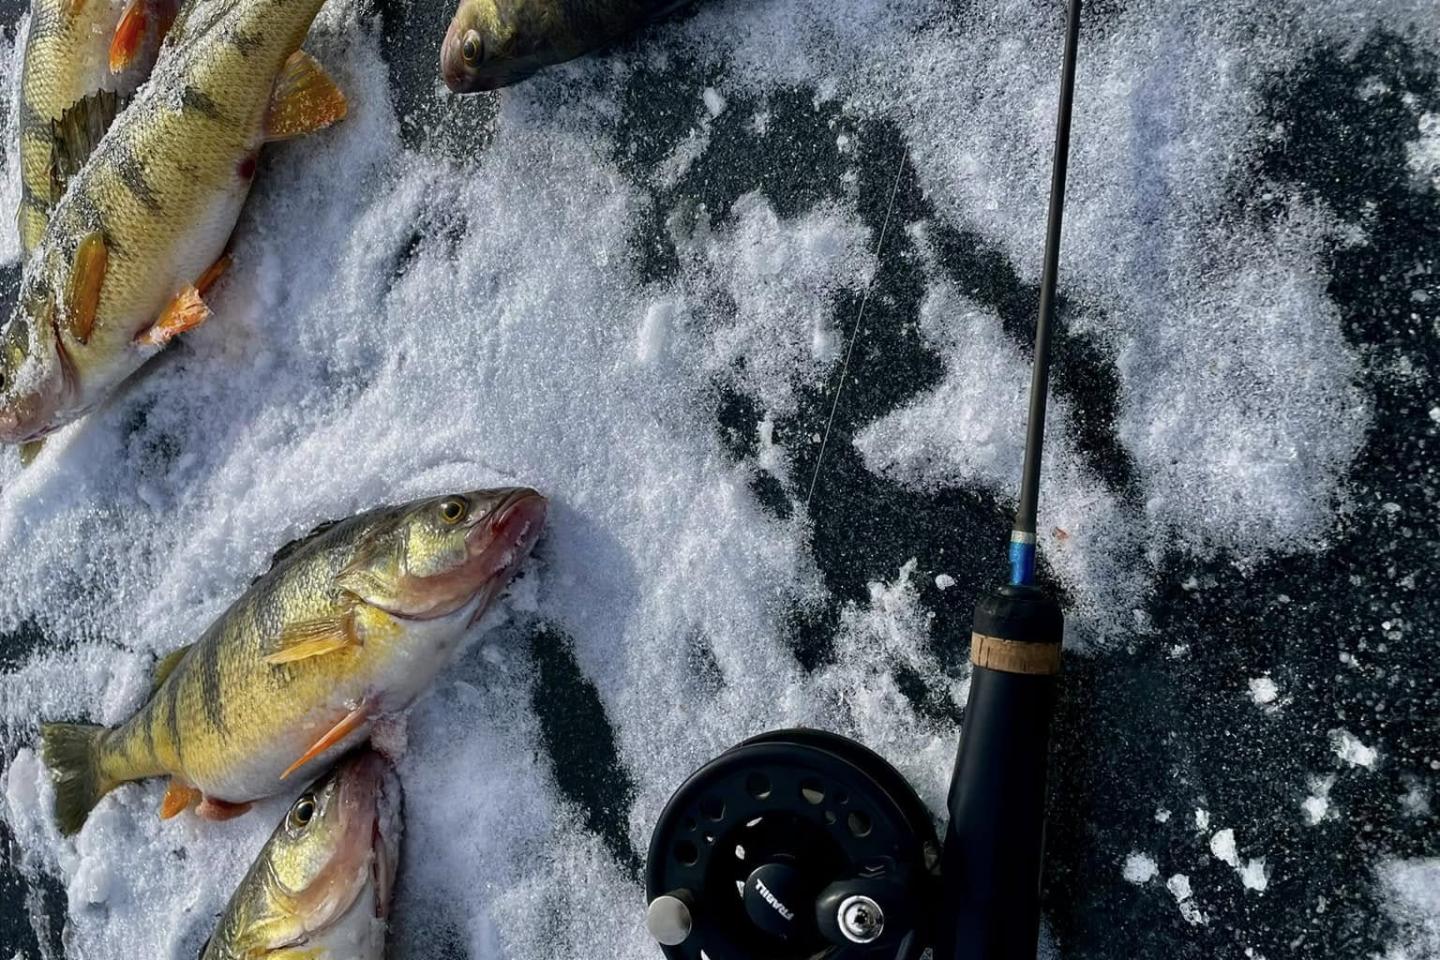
[461,29,483,65]
[289,794,317,829]
[439,497,468,524]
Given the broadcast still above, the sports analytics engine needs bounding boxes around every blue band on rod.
[1009,540,1036,586]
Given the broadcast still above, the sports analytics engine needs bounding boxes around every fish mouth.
[0,404,61,446]
[438,25,480,92]
[350,488,547,623]
[335,750,402,920]
[0,328,79,445]
[286,750,399,941]
[467,487,547,576]
[0,373,67,445]
[457,487,546,625]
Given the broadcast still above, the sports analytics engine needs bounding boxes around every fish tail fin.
[40,723,115,836]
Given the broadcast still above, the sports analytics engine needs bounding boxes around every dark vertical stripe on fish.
[19,191,50,214]
[18,100,51,141]
[180,87,225,121]
[163,668,184,768]
[114,150,163,212]
[199,639,228,738]
[68,193,122,256]
[142,696,158,765]
[226,28,263,56]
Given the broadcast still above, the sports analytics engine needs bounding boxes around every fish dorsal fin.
[49,90,125,202]
[152,643,193,692]
[264,50,348,143]
[259,519,341,580]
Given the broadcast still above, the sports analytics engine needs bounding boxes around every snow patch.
[1375,859,1440,960]
[1331,728,1380,768]
[1123,852,1159,884]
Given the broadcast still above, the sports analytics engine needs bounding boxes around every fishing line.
[803,149,907,511]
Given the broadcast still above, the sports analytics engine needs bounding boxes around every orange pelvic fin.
[134,285,209,347]
[159,778,201,819]
[279,700,371,781]
[196,796,252,822]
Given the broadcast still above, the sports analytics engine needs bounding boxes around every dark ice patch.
[1042,31,1440,959]
[528,625,644,878]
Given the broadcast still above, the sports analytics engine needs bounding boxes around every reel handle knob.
[646,889,696,947]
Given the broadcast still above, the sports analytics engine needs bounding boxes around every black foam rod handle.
[935,585,1063,960]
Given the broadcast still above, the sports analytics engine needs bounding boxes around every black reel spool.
[645,729,940,960]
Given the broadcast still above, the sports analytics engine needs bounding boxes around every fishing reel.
[645,583,1063,960]
[645,729,940,960]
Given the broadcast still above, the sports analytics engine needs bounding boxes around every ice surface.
[0,0,1433,956]
[855,280,1145,637]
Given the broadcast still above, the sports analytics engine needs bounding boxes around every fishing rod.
[643,0,1083,956]
[936,0,1080,955]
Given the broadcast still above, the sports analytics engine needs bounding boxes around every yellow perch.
[0,0,348,445]
[201,750,400,960]
[41,488,547,836]
[440,0,691,92]
[17,0,177,255]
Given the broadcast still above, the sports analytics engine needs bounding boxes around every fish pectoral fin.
[134,285,210,347]
[19,439,47,466]
[196,796,252,821]
[109,0,147,73]
[265,50,348,143]
[280,701,372,781]
[262,612,359,665]
[159,778,201,819]
[66,232,108,345]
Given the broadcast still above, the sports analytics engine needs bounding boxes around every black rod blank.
[1013,0,1083,544]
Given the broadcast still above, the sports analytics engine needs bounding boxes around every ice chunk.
[1248,676,1279,706]
[1210,829,1239,867]
[702,86,727,117]
[1331,729,1380,768]
[1123,852,1159,884]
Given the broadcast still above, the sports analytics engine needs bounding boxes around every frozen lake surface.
[0,0,1437,957]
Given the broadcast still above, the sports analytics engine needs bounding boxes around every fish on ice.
[0,0,349,446]
[200,749,401,960]
[441,0,693,92]
[41,488,547,835]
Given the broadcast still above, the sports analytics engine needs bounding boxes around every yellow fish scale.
[17,0,130,252]
[97,526,420,800]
